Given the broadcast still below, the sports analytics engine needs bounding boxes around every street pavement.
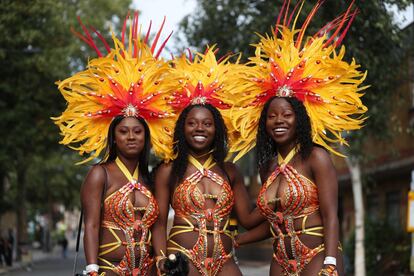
[240,261,269,276]
[0,247,270,276]
[0,246,86,276]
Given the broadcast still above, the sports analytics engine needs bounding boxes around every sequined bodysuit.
[99,158,159,276]
[169,155,235,276]
[256,149,324,276]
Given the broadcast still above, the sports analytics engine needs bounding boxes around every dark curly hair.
[256,96,313,172]
[169,104,228,188]
[100,115,152,186]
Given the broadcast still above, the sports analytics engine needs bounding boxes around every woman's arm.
[236,221,271,246]
[151,163,172,260]
[226,162,265,230]
[310,147,340,267]
[81,165,106,265]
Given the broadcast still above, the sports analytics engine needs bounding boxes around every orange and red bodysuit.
[257,149,325,276]
[169,155,235,276]
[99,158,159,276]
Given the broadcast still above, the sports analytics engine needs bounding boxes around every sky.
[133,1,414,28]
[132,0,196,33]
[389,3,414,29]
[131,1,414,51]
[131,0,196,53]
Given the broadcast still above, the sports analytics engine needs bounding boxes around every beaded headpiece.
[232,0,368,159]
[53,13,175,163]
[160,47,249,160]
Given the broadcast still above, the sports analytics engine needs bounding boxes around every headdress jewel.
[159,46,249,159]
[233,0,368,159]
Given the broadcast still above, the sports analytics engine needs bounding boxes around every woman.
[230,1,368,275]
[82,115,158,275]
[236,96,344,275]
[152,49,264,276]
[53,13,176,275]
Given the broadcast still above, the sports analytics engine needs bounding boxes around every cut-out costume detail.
[99,158,159,275]
[169,155,235,276]
[257,148,340,275]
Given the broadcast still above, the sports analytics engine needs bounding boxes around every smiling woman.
[258,97,313,169]
[151,48,265,276]
[169,103,227,188]
[231,1,368,275]
[184,107,215,153]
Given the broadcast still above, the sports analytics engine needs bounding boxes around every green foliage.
[178,0,412,157]
[344,218,410,275]
[179,0,283,56]
[0,0,131,220]
[25,150,89,212]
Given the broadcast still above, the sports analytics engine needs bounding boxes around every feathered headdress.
[159,47,249,160]
[233,0,368,160]
[53,12,175,163]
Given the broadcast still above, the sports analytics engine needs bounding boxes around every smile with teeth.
[273,127,288,134]
[193,135,207,142]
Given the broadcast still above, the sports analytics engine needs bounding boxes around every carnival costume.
[100,158,159,275]
[53,13,173,275]
[257,147,341,276]
[159,49,245,276]
[170,155,235,276]
[232,1,368,275]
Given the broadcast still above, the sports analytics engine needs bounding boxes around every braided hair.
[169,104,228,188]
[256,97,313,172]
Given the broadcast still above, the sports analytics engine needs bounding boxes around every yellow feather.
[231,26,368,159]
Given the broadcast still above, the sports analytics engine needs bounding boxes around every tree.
[178,1,412,275]
[0,0,132,251]
[179,0,282,57]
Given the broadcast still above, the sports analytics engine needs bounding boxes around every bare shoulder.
[85,165,106,184]
[154,161,173,187]
[223,161,240,182]
[81,164,106,195]
[308,146,335,172]
[156,161,173,175]
[224,161,239,171]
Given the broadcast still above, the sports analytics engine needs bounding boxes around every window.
[386,191,401,229]
[366,193,380,221]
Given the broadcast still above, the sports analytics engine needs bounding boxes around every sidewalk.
[240,260,270,276]
[0,246,60,275]
[0,245,271,275]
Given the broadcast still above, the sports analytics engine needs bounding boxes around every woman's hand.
[152,162,172,269]
[318,264,338,276]
[235,221,271,246]
[225,162,265,229]
[157,253,189,276]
